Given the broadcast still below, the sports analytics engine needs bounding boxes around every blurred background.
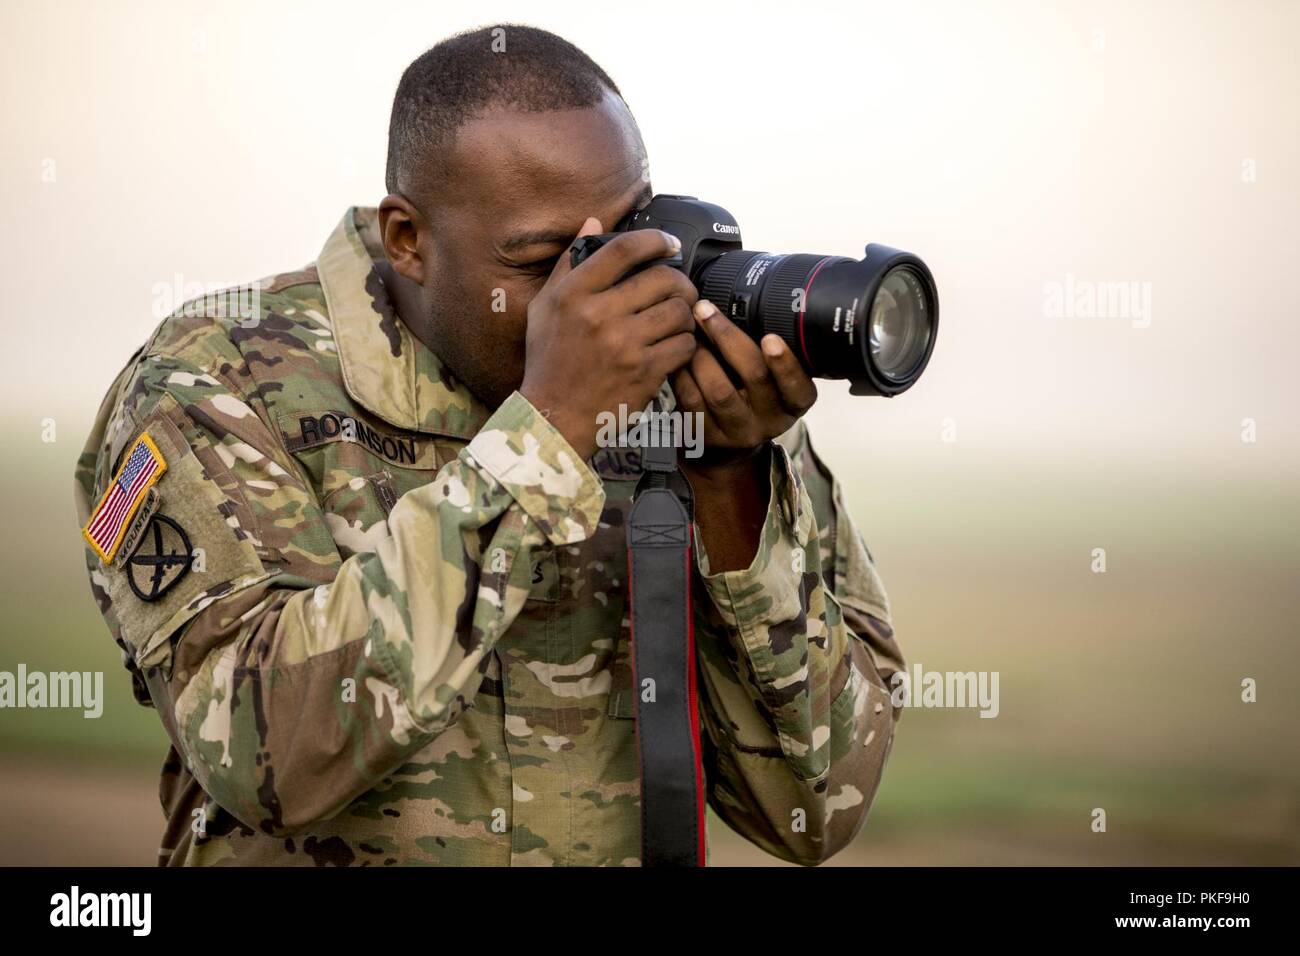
[1,0,1296,865]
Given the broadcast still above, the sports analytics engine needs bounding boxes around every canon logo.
[712,222,740,235]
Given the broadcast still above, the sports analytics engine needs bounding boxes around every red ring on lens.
[796,256,834,369]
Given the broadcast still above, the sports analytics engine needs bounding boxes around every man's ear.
[378,194,427,285]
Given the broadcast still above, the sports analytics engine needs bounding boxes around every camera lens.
[869,267,931,383]
[694,243,938,396]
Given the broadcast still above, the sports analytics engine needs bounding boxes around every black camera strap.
[627,411,707,867]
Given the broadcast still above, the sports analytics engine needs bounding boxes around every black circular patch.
[126,513,194,602]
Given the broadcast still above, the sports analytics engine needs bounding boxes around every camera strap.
[627,410,707,867]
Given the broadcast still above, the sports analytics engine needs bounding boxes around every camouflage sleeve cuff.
[695,441,813,636]
[461,390,606,547]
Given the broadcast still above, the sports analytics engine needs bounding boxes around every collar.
[316,206,493,439]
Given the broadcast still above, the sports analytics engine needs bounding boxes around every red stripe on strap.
[685,539,706,865]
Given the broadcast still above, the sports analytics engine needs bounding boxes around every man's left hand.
[671,298,818,473]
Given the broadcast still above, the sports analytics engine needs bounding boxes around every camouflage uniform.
[73,207,905,866]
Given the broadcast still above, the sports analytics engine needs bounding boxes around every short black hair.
[386,24,624,197]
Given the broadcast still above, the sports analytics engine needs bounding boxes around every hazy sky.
[2,0,1296,477]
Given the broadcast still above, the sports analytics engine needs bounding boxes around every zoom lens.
[695,243,938,396]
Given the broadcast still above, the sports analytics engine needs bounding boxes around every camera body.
[570,194,939,397]
[569,194,745,277]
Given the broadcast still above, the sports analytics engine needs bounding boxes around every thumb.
[545,216,604,285]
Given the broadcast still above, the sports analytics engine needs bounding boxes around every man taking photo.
[74,24,903,867]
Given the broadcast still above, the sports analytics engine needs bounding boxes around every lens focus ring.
[757,254,826,354]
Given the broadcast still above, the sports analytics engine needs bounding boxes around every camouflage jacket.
[73,207,905,866]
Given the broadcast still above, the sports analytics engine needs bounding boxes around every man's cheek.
[484,285,531,360]
[476,275,531,322]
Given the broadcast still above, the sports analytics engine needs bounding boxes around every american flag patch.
[83,432,167,564]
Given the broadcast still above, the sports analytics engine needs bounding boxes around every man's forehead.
[440,94,647,231]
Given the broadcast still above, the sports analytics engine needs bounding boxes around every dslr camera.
[570,194,938,397]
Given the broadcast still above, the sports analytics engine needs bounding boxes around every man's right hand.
[519,217,699,460]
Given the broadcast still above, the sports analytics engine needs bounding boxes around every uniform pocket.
[320,472,395,558]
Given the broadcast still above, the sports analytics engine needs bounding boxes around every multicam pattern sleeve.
[75,327,605,837]
[692,421,905,865]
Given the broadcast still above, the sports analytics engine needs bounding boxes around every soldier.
[73,25,904,866]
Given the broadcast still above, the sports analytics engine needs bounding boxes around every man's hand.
[519,218,698,459]
[671,298,818,471]
[671,298,819,571]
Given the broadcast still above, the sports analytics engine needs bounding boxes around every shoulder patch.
[124,513,194,602]
[112,486,161,568]
[100,402,271,672]
[83,432,167,564]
